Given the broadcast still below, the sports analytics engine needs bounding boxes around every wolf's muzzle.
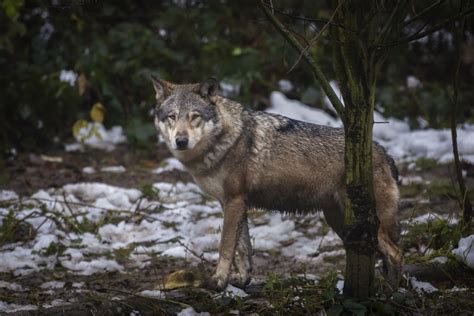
[175,136,189,150]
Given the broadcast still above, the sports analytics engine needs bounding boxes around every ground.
[0,141,473,315]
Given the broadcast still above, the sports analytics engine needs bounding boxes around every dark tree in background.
[262,0,474,298]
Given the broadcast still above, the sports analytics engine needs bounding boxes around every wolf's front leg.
[210,196,246,291]
[231,214,252,288]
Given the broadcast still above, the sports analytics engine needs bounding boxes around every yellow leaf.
[161,269,203,290]
[78,73,87,96]
[90,102,105,123]
[72,119,89,138]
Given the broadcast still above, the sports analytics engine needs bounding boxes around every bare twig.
[287,0,344,74]
[375,0,407,45]
[378,6,474,47]
[450,2,472,231]
[260,0,346,122]
[264,4,348,30]
[29,196,161,213]
[177,240,211,264]
[62,192,83,233]
[98,287,191,308]
[403,0,446,26]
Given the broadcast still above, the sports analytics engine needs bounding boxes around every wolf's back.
[243,110,399,184]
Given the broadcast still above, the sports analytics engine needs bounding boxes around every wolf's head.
[151,76,223,161]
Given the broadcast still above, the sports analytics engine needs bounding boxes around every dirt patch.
[1,144,192,196]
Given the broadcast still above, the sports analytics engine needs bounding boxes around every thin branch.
[260,0,346,122]
[177,240,211,264]
[62,192,83,233]
[403,0,446,26]
[265,4,348,30]
[450,3,472,231]
[375,0,404,45]
[98,287,191,308]
[287,0,344,74]
[378,6,474,48]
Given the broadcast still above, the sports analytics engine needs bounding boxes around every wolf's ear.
[198,78,219,103]
[151,75,173,103]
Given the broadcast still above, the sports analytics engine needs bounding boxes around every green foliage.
[125,117,156,149]
[0,1,287,153]
[402,218,462,254]
[377,83,458,129]
[426,179,459,201]
[425,178,474,202]
[140,183,159,200]
[1,0,473,154]
[0,208,36,245]
[415,157,439,172]
[399,183,423,198]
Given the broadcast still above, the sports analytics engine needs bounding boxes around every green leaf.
[343,299,367,316]
[326,303,343,316]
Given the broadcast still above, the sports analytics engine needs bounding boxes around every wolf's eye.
[168,114,176,120]
[191,113,201,121]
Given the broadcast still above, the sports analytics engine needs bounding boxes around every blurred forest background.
[1,0,474,151]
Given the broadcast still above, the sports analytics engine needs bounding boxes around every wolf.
[151,76,403,290]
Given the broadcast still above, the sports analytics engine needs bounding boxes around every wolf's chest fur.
[193,170,226,203]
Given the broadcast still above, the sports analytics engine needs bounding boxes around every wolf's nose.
[175,137,189,150]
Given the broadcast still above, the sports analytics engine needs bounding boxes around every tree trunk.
[332,1,379,298]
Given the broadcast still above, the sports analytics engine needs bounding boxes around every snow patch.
[63,182,142,209]
[40,281,65,289]
[140,290,163,298]
[0,281,26,292]
[223,284,248,298]
[406,75,422,89]
[278,79,293,92]
[336,280,344,294]
[177,307,210,316]
[61,256,123,275]
[410,277,438,293]
[100,165,126,173]
[152,158,186,174]
[268,92,341,127]
[82,166,96,174]
[66,123,126,152]
[452,235,474,269]
[0,302,38,313]
[0,190,18,202]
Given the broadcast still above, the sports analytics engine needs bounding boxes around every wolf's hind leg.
[231,214,252,288]
[376,181,403,288]
[322,203,344,239]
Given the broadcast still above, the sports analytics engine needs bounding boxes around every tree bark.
[332,1,379,297]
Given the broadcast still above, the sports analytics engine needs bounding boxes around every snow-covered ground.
[0,174,341,312]
[0,179,339,279]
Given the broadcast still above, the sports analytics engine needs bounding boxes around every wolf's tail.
[386,154,400,186]
[375,141,400,185]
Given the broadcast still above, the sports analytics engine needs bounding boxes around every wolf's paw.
[229,273,251,289]
[381,257,402,290]
[206,272,229,291]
